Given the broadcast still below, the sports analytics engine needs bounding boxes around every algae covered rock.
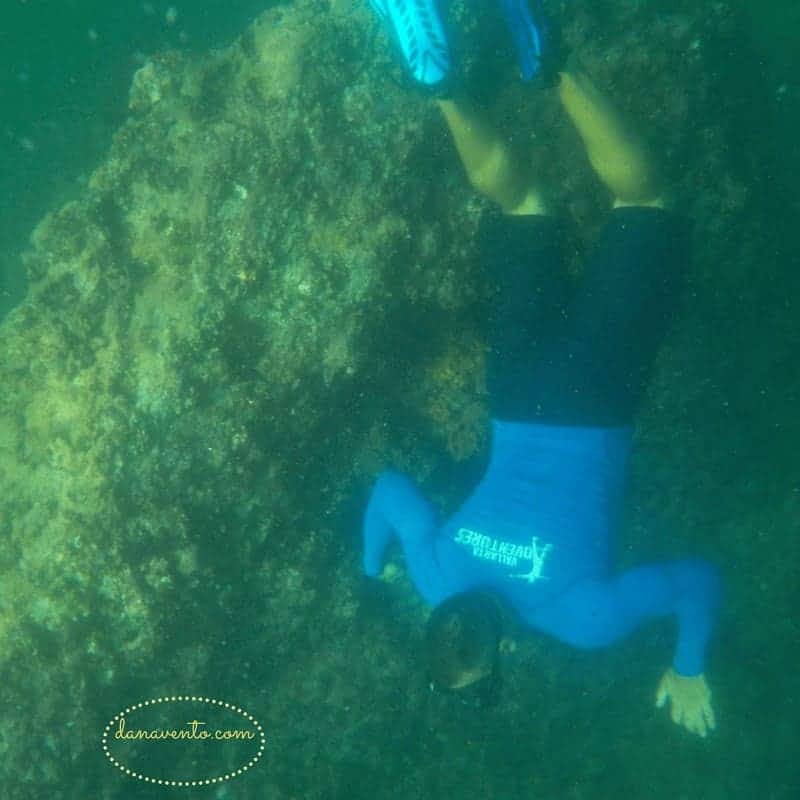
[0,1,482,795]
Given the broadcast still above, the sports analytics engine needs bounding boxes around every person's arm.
[530,559,720,735]
[363,471,449,606]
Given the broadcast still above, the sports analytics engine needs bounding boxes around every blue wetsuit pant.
[482,207,690,426]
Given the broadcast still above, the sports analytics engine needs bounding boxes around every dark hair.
[425,591,503,690]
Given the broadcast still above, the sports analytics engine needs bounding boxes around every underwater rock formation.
[0,1,794,798]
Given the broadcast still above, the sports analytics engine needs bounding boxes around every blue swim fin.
[497,0,562,82]
[369,0,451,88]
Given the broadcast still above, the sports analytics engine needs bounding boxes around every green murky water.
[0,2,798,798]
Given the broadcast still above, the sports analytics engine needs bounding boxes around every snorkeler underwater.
[0,0,797,798]
[363,0,719,739]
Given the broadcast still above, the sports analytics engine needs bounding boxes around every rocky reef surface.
[0,1,796,798]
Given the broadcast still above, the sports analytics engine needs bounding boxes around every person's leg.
[435,78,687,427]
[436,96,548,216]
[522,208,689,426]
[520,70,687,426]
[480,209,572,420]
[557,68,665,208]
[436,69,664,212]
[432,97,573,418]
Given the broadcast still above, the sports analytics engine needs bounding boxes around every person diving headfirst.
[362,0,720,738]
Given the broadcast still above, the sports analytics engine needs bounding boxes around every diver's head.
[425,591,505,702]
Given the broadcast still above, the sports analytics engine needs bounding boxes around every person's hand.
[655,668,716,738]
